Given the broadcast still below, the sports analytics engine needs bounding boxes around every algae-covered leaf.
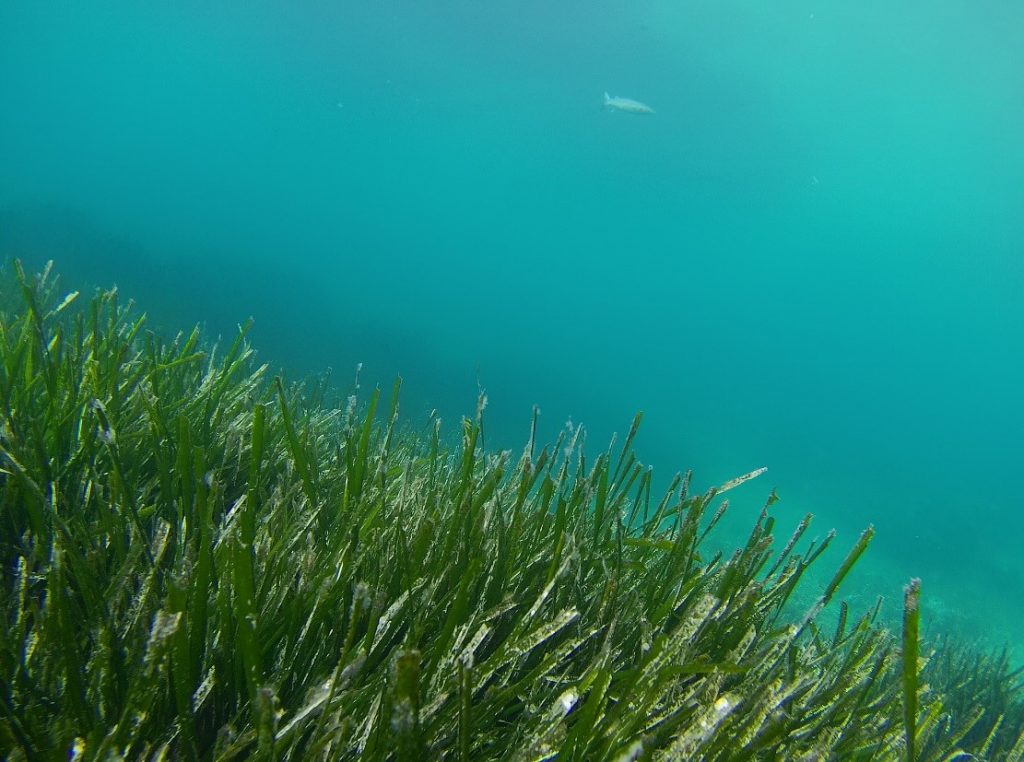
[903,578,922,762]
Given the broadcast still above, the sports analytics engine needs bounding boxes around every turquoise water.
[2,2,1022,650]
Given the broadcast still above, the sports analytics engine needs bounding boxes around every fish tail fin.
[603,91,611,105]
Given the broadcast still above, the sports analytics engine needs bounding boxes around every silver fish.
[603,92,655,114]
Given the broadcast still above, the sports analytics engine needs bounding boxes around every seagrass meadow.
[2,263,1023,761]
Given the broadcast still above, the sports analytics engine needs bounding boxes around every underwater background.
[1,1,1021,653]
